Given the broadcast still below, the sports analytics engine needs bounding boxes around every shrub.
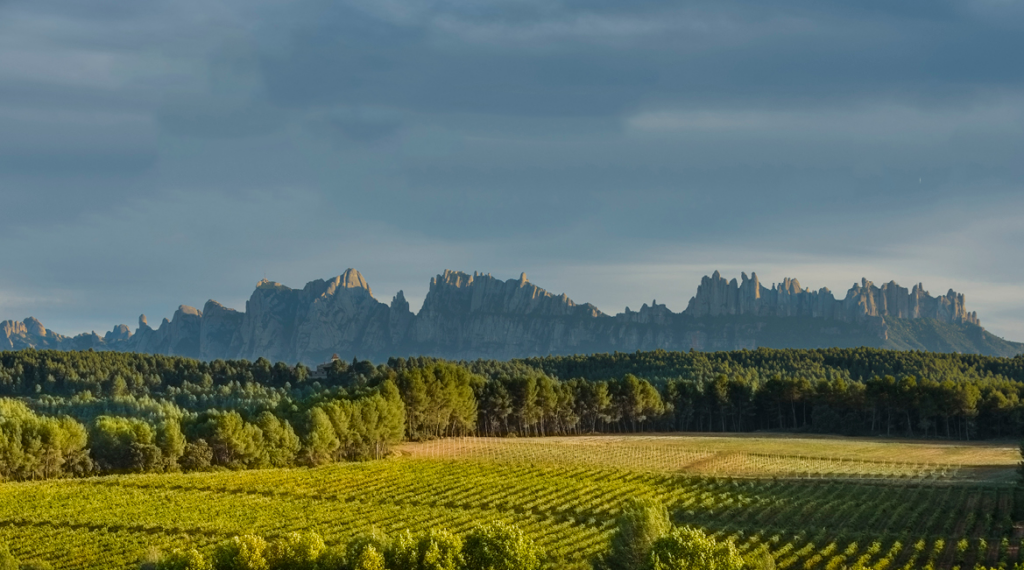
[158,549,212,570]
[212,535,269,570]
[600,499,671,570]
[463,521,540,570]
[345,532,390,570]
[180,439,214,472]
[351,545,386,570]
[643,527,743,570]
[415,528,463,570]
[266,532,324,570]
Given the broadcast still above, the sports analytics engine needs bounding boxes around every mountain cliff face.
[3,269,1020,361]
[685,271,979,324]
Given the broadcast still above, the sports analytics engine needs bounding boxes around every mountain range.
[2,269,1021,363]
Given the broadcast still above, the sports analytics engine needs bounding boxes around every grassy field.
[397,434,1020,482]
[0,434,1020,570]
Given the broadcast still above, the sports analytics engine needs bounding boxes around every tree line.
[0,381,405,480]
[4,348,1024,481]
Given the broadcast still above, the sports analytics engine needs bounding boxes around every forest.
[2,347,1024,481]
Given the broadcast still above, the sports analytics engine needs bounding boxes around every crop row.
[0,458,1019,570]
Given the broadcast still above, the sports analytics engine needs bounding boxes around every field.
[397,434,1019,482]
[0,435,1020,570]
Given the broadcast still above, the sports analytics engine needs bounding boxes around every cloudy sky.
[2,0,1023,340]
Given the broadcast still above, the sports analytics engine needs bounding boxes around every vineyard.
[398,435,1019,483]
[0,435,1020,569]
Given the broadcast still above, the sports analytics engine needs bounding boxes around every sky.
[1,0,1023,341]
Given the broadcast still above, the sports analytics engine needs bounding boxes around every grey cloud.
[157,99,286,139]
[0,0,1023,341]
[304,107,406,143]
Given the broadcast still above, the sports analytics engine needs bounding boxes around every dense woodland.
[2,348,1024,481]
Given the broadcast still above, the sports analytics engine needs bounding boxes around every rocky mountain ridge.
[2,269,1019,361]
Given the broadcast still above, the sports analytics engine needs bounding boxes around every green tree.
[385,531,417,570]
[415,528,463,570]
[89,415,157,472]
[266,532,324,570]
[345,534,389,570]
[212,535,269,570]
[179,439,213,472]
[304,407,340,465]
[351,546,385,570]
[158,549,212,570]
[193,412,265,469]
[611,376,665,432]
[255,412,300,468]
[601,499,672,570]
[156,419,187,470]
[463,521,540,570]
[643,527,743,570]
[397,363,480,438]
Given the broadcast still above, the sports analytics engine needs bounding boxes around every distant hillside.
[2,269,1020,361]
[882,317,1024,355]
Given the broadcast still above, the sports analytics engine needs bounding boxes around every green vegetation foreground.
[0,452,1022,569]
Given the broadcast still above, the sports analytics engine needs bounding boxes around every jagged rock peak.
[1,267,1007,362]
[684,271,980,326]
[1,319,27,337]
[338,268,370,290]
[203,299,238,313]
[104,324,132,343]
[176,305,202,317]
[423,269,604,317]
[256,278,287,290]
[391,290,410,312]
[433,269,474,288]
[23,317,46,337]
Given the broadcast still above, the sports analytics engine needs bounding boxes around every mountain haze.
[2,270,1020,362]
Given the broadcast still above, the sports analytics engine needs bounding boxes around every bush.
[385,531,417,570]
[179,439,213,472]
[463,521,540,570]
[643,527,743,570]
[600,499,671,570]
[350,545,386,570]
[212,535,269,570]
[415,528,463,570]
[344,533,390,570]
[157,523,540,570]
[158,549,212,570]
[266,532,324,570]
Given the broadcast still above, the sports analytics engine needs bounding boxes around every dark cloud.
[0,0,1022,339]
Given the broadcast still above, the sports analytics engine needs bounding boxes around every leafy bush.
[158,549,212,570]
[212,535,269,570]
[643,527,743,570]
[463,521,540,570]
[599,499,671,570]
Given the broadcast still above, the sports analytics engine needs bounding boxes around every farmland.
[0,434,1020,570]
[397,434,1020,482]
